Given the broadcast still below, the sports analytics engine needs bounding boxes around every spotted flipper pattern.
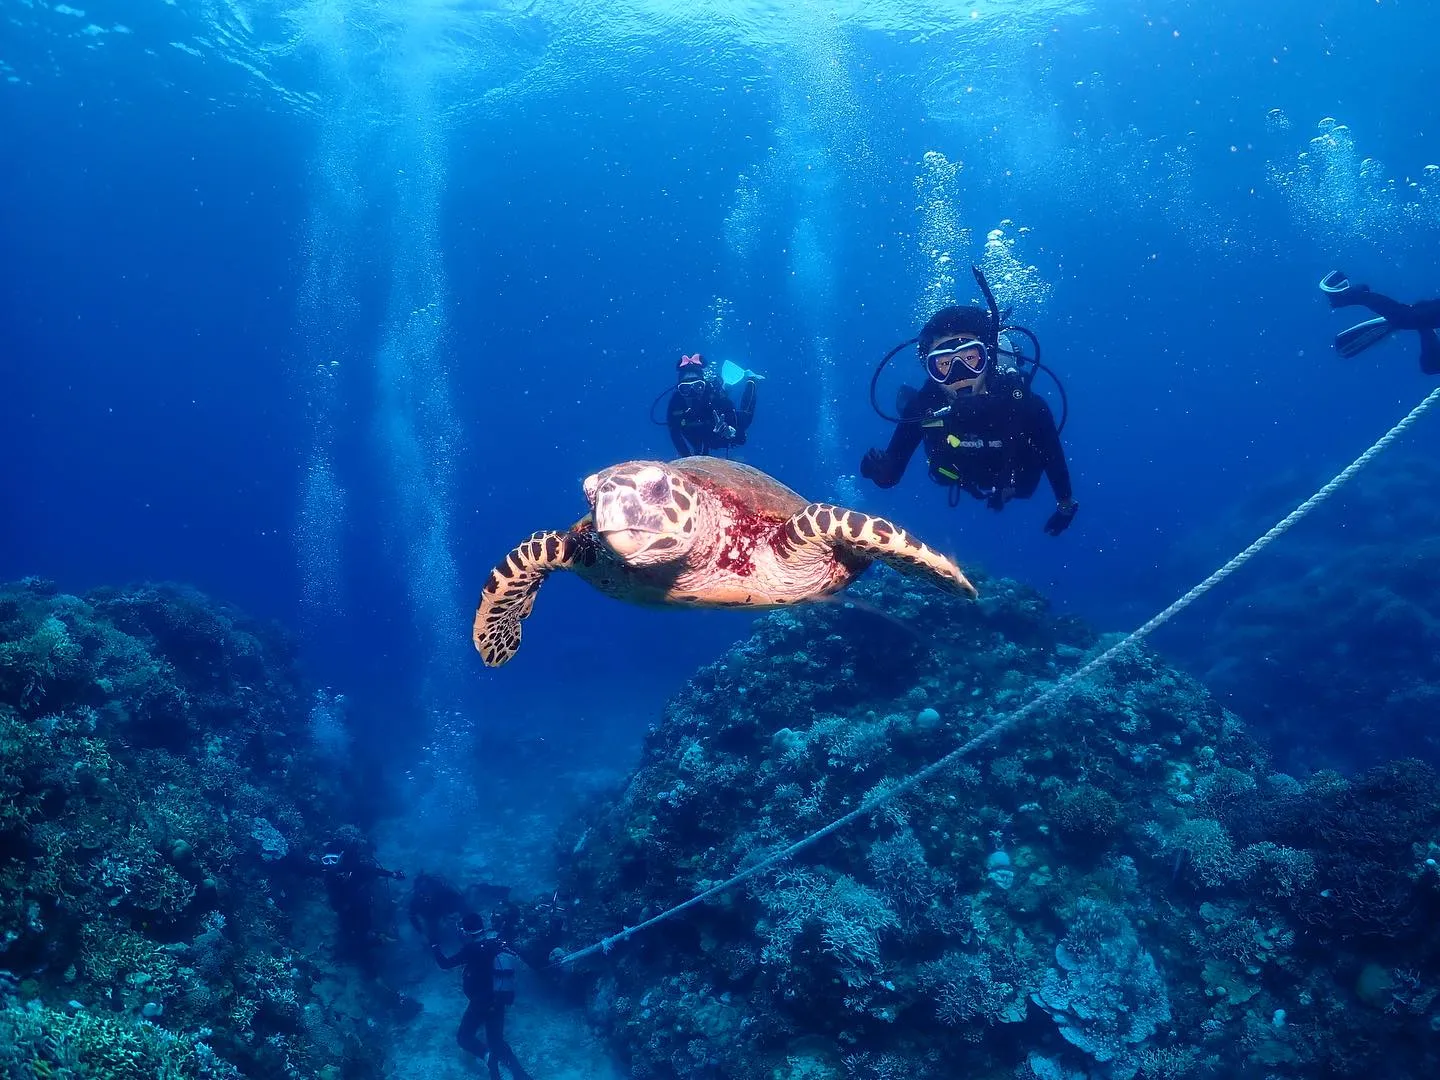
[787,503,978,598]
[473,530,580,667]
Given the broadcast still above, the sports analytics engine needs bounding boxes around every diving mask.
[924,336,989,384]
[460,914,486,939]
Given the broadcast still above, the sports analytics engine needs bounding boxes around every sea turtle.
[472,456,977,667]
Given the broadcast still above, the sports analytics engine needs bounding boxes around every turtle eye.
[638,472,671,504]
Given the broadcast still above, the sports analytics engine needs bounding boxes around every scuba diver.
[432,911,532,1080]
[1320,270,1440,374]
[313,840,405,968]
[860,266,1078,535]
[292,837,421,1021]
[660,352,761,456]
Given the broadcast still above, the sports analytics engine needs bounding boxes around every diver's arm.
[714,396,740,437]
[1029,398,1074,504]
[862,403,925,488]
[431,945,464,969]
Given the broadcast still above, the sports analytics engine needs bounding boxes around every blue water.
[2,0,1438,769]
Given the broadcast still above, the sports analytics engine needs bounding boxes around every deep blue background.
[3,0,1437,767]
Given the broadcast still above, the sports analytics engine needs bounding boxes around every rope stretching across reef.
[557,386,1440,966]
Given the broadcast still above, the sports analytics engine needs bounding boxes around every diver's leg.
[736,379,758,432]
[456,1001,488,1057]
[336,902,372,968]
[1411,299,1440,329]
[484,1006,504,1079]
[1330,286,1418,325]
[488,1005,530,1079]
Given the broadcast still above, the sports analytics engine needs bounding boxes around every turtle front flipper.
[788,503,978,598]
[473,530,580,667]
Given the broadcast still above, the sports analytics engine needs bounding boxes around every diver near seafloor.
[859,266,1079,535]
[1320,270,1440,373]
[652,352,762,456]
[310,838,406,969]
[432,911,534,1080]
[291,836,421,1020]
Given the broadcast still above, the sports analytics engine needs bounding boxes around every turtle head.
[583,462,698,567]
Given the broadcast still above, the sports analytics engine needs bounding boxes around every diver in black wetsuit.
[667,353,758,456]
[1321,270,1440,373]
[860,303,1079,535]
[312,842,405,966]
[292,840,420,1020]
[432,912,531,1080]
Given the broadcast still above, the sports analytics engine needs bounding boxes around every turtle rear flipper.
[473,530,579,667]
[788,503,978,598]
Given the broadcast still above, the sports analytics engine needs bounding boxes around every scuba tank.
[492,949,517,1005]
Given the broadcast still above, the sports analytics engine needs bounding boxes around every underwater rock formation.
[0,579,386,1078]
[551,569,1440,1080]
[1158,454,1440,772]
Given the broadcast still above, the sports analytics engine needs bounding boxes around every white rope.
[558,386,1440,966]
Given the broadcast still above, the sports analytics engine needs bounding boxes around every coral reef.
[0,579,386,1078]
[549,568,1440,1080]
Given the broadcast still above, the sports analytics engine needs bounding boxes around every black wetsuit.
[863,372,1073,507]
[1332,287,1440,373]
[309,858,402,969]
[433,940,530,1080]
[667,379,758,456]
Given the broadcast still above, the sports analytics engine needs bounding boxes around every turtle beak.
[592,487,665,546]
[602,528,660,559]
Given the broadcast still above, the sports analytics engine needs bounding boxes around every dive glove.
[1044,500,1079,536]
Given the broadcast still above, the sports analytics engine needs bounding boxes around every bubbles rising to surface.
[912,150,969,325]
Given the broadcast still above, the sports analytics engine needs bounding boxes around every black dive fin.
[1335,317,1394,359]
